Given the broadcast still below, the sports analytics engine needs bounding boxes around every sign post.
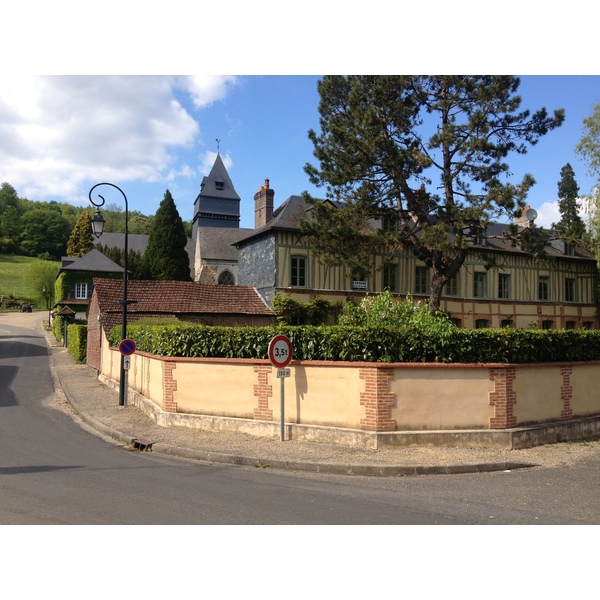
[118,339,137,407]
[268,335,293,441]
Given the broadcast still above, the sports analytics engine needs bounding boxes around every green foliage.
[22,260,59,308]
[109,321,600,364]
[67,324,87,363]
[302,76,564,314]
[338,290,455,332]
[19,208,72,260]
[575,100,600,179]
[0,253,60,307]
[271,294,335,325]
[145,189,191,281]
[95,243,151,280]
[553,163,586,243]
[66,210,93,257]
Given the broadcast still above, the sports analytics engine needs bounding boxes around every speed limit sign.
[268,335,293,368]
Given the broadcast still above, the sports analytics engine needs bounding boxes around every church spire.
[192,152,241,236]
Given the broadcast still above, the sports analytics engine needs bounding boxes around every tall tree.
[575,100,600,179]
[553,163,585,242]
[302,75,564,314]
[145,189,191,281]
[66,209,93,257]
[19,208,71,260]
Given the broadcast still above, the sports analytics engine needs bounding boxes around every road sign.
[119,338,137,356]
[276,368,291,378]
[123,356,131,371]
[268,335,293,368]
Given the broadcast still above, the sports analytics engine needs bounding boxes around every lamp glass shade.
[91,210,106,238]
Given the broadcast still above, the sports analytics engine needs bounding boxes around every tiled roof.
[59,248,124,274]
[233,195,595,261]
[92,278,274,317]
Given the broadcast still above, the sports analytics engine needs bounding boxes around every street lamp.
[88,182,130,407]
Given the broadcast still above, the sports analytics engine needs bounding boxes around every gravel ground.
[5,310,600,474]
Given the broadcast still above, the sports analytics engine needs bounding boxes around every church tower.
[192,153,241,239]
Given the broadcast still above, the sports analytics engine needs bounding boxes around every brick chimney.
[254,178,274,229]
[515,205,532,228]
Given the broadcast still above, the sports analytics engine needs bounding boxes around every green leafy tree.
[66,209,93,257]
[23,259,60,308]
[19,208,71,259]
[0,183,21,250]
[302,75,564,314]
[145,189,191,281]
[552,163,586,243]
[575,100,600,179]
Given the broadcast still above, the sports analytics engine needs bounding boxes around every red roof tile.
[92,279,273,318]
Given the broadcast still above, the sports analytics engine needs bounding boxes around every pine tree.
[66,209,93,257]
[145,190,191,281]
[302,75,564,314]
[554,163,586,242]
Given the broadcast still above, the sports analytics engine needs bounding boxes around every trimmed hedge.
[67,324,87,363]
[109,324,600,364]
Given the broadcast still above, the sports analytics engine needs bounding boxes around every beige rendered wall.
[283,365,364,429]
[99,334,600,432]
[571,363,600,416]
[512,367,563,424]
[390,366,495,430]
[173,361,258,418]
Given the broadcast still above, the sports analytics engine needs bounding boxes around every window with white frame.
[382,263,398,292]
[473,272,487,298]
[74,283,88,299]
[498,273,510,300]
[538,276,549,301]
[291,256,307,287]
[565,278,575,302]
[415,266,429,295]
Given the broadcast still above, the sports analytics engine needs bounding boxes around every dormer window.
[215,180,224,191]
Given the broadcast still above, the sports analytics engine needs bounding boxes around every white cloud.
[535,201,560,228]
[0,75,236,204]
[175,76,239,108]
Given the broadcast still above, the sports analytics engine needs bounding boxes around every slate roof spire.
[192,153,241,236]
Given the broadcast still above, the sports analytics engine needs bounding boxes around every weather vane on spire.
[216,138,221,153]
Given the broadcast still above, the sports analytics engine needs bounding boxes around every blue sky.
[1,74,598,230]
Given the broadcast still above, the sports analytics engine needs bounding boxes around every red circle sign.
[119,338,137,356]
[268,335,293,368]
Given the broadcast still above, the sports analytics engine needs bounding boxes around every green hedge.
[108,324,600,364]
[67,324,87,363]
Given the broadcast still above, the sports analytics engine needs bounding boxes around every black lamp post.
[89,182,130,407]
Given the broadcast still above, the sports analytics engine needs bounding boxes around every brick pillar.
[359,367,396,431]
[162,360,177,413]
[560,366,573,420]
[488,367,517,429]
[253,366,273,420]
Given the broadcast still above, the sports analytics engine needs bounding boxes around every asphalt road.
[2,318,600,526]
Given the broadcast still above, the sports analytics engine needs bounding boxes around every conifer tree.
[145,189,191,281]
[66,209,93,257]
[554,163,586,242]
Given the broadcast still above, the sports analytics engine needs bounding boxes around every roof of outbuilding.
[59,248,124,274]
[91,278,274,320]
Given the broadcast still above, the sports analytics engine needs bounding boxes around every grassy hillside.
[0,254,59,309]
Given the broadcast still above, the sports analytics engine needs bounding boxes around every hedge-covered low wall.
[109,324,600,364]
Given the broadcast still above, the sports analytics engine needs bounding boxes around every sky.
[2,2,599,234]
[1,74,597,231]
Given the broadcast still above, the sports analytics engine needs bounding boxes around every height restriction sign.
[268,335,293,369]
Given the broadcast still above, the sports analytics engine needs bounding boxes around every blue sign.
[119,339,137,356]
